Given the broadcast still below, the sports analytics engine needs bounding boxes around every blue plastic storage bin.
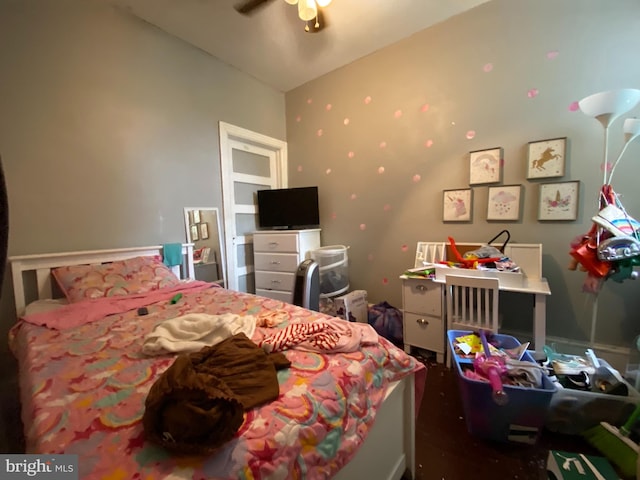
[447,330,557,444]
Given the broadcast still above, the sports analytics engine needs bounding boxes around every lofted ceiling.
[114,0,491,93]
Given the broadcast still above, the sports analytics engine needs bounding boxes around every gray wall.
[0,4,285,353]
[285,0,640,350]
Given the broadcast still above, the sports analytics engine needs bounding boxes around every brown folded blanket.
[143,332,291,454]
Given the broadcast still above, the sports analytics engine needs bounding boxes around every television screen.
[257,186,320,229]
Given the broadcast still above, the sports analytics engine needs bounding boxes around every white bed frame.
[9,244,416,480]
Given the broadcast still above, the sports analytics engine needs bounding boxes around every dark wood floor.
[414,357,601,480]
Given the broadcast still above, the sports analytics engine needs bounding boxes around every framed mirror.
[183,207,226,287]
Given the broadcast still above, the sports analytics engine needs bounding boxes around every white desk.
[431,275,551,353]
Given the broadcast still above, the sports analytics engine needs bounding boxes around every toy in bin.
[447,330,557,444]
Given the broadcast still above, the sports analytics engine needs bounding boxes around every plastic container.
[546,358,640,434]
[447,330,557,444]
[310,245,349,298]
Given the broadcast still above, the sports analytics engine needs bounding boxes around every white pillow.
[24,298,68,316]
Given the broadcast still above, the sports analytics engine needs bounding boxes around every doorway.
[218,121,288,292]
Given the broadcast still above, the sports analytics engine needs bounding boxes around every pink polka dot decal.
[466,131,476,140]
[382,278,389,285]
[364,96,372,104]
[527,88,539,98]
[483,63,493,72]
[379,141,387,149]
[297,165,303,172]
[307,98,313,104]
[421,104,430,112]
[350,193,357,200]
[412,174,421,183]
[401,245,408,252]
[394,110,403,119]
[326,168,332,175]
[546,50,559,60]
[569,101,580,112]
[378,166,385,174]
[331,212,337,219]
[359,224,366,231]
[326,104,332,111]
[347,151,355,159]
[368,253,374,261]
[317,129,323,137]
[383,204,391,212]
[296,115,302,122]
[343,118,350,125]
[424,140,433,148]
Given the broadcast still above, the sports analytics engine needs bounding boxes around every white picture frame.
[527,137,567,179]
[487,184,522,221]
[469,147,503,185]
[443,188,473,222]
[538,181,580,221]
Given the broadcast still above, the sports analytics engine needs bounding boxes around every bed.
[8,244,426,480]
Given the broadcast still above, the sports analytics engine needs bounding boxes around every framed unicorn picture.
[527,137,567,179]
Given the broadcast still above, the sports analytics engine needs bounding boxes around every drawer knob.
[270,261,281,265]
[271,280,281,284]
[269,242,279,247]
[416,318,429,325]
[416,284,427,291]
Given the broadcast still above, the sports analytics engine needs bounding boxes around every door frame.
[218,121,288,291]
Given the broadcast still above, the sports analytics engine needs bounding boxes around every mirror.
[183,207,226,287]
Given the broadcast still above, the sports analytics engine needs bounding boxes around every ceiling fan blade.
[234,0,272,15]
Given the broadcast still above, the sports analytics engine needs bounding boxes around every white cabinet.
[253,229,321,303]
[401,277,445,363]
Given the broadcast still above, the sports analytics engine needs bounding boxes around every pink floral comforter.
[9,287,425,480]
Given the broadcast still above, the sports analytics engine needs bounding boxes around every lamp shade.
[298,0,317,21]
[284,0,297,5]
[578,89,640,128]
[315,0,332,6]
[623,118,640,143]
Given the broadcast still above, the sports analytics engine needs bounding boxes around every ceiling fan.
[234,0,332,32]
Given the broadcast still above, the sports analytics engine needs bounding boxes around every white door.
[218,122,288,292]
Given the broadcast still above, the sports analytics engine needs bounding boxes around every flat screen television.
[257,186,320,230]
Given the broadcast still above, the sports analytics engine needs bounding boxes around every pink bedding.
[9,286,426,479]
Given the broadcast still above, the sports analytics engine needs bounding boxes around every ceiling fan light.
[316,0,332,7]
[298,0,317,21]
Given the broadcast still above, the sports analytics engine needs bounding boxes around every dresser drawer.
[402,279,442,315]
[256,288,293,303]
[253,233,300,253]
[255,271,295,292]
[254,252,300,273]
[403,312,444,353]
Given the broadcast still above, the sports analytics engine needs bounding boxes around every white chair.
[445,274,500,368]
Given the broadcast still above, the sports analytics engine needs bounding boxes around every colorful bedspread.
[9,287,425,480]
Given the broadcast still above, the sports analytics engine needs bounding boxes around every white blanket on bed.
[142,313,256,356]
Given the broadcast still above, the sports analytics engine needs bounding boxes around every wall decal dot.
[326,168,332,175]
[364,96,372,104]
[296,115,302,122]
[412,174,421,183]
[527,88,539,98]
[382,278,389,285]
[379,141,387,149]
[307,98,313,104]
[394,110,403,118]
[317,129,323,136]
[383,204,391,212]
[466,130,476,140]
[378,166,385,174]
[421,104,430,112]
[359,224,366,231]
[350,193,357,200]
[546,50,559,60]
[568,101,580,112]
[297,165,303,172]
[332,212,337,219]
[343,118,350,125]
[326,104,332,111]
[368,254,374,261]
[401,245,408,252]
[602,162,612,174]
[424,140,433,148]
[483,63,494,73]
[348,151,355,159]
